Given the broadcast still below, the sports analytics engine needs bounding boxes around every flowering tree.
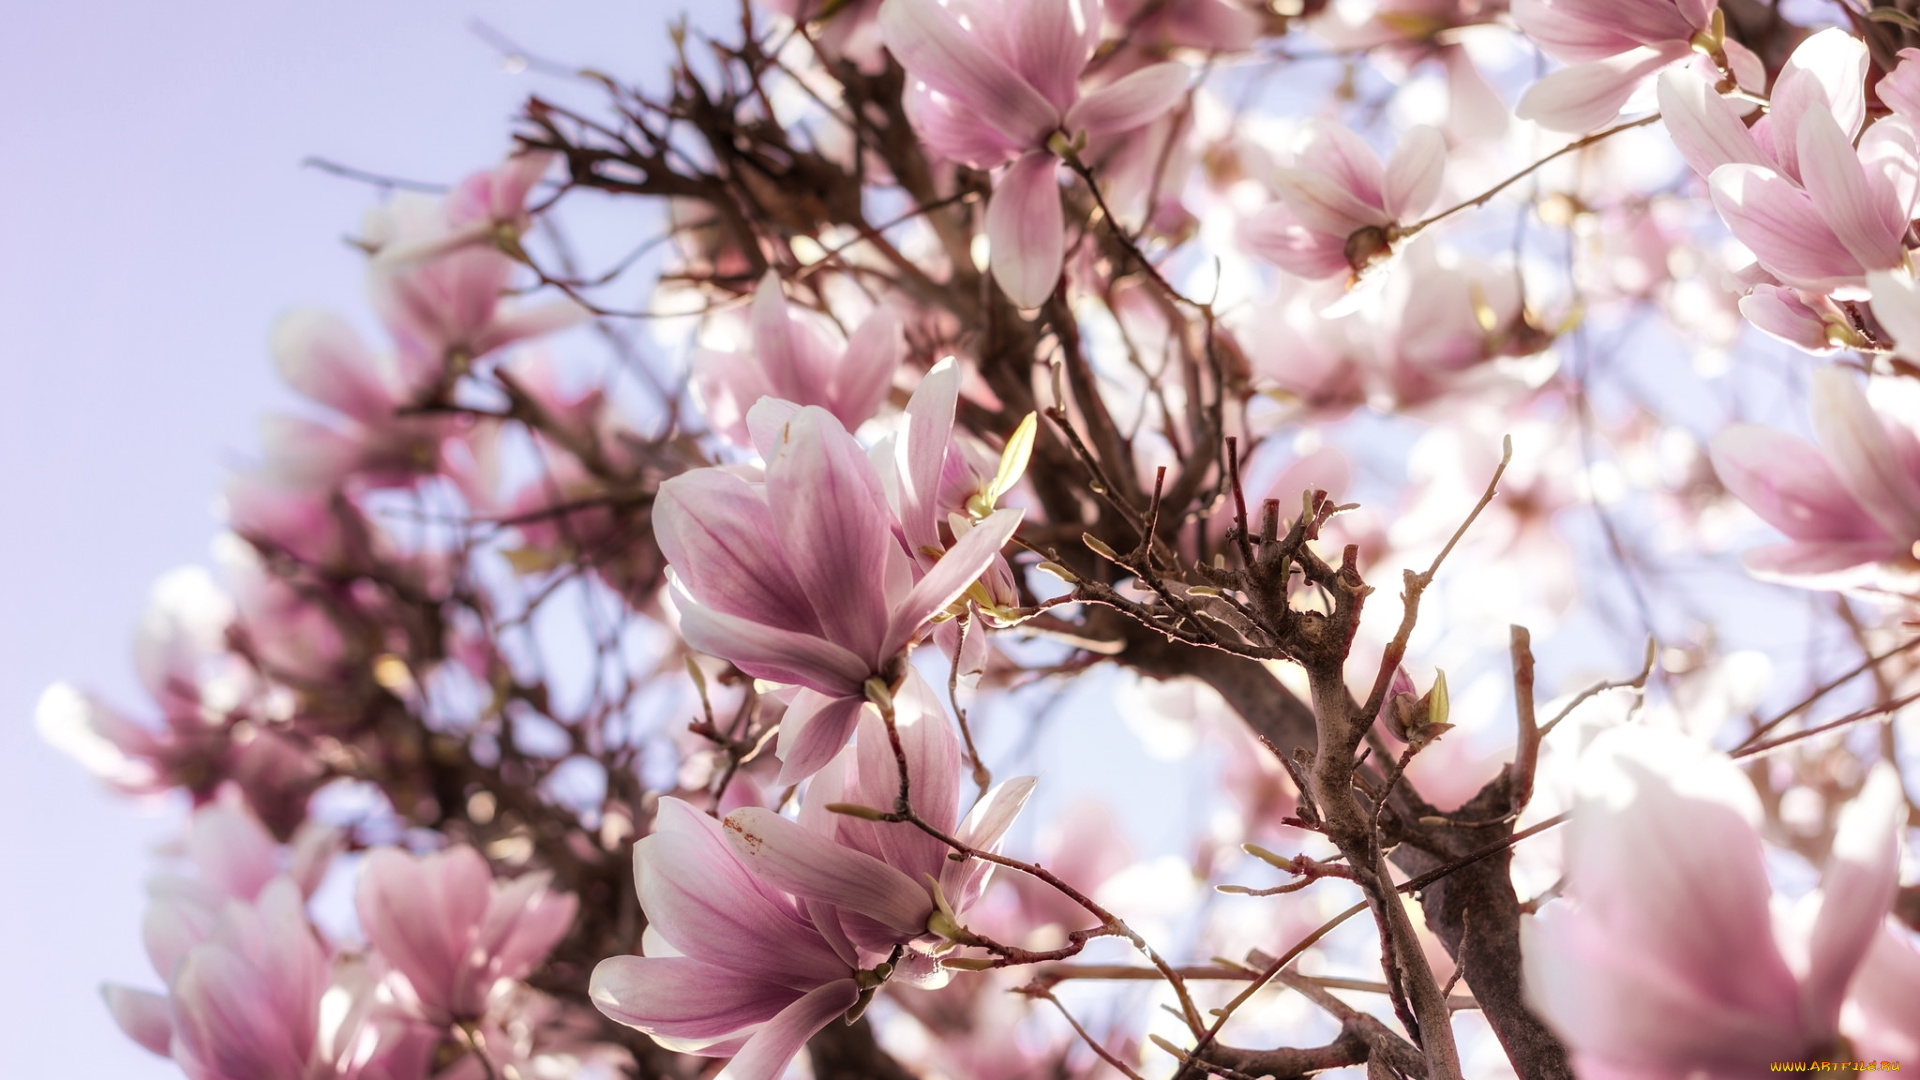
[41,0,1920,1077]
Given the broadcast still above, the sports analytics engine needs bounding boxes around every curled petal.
[883,507,1024,658]
[987,152,1066,308]
[775,692,874,785]
[589,955,798,1040]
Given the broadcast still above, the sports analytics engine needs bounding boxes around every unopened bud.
[1083,533,1122,563]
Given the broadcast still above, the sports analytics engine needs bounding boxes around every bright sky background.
[0,2,683,1071]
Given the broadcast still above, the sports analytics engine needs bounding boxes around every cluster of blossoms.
[44,0,1920,1076]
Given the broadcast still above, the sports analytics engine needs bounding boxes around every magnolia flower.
[1710,366,1920,586]
[1659,32,1916,293]
[1739,283,1862,355]
[365,154,588,371]
[1514,0,1759,132]
[692,270,903,446]
[879,0,1188,306]
[589,797,867,1080]
[722,674,1034,965]
[1241,121,1446,279]
[356,845,577,1025]
[1848,924,1920,1060]
[1523,726,1904,1075]
[655,399,1022,781]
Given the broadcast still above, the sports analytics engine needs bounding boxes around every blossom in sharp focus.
[356,845,578,1026]
[1709,366,1920,587]
[1522,725,1904,1076]
[1241,121,1446,279]
[692,269,903,446]
[588,797,866,1080]
[879,0,1188,306]
[654,399,1023,781]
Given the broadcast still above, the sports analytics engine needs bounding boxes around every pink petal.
[102,984,173,1058]
[269,308,402,421]
[1795,106,1905,271]
[589,955,799,1039]
[187,804,280,902]
[1774,28,1869,152]
[1004,0,1096,112]
[851,674,959,879]
[721,807,935,935]
[1063,62,1189,137]
[1881,48,1920,121]
[636,799,850,987]
[1710,423,1886,542]
[1656,68,1767,179]
[902,83,1027,168]
[986,151,1066,308]
[676,599,870,696]
[900,360,962,555]
[750,270,839,404]
[1709,164,1864,291]
[1870,269,1920,361]
[1516,46,1683,133]
[1741,540,1903,585]
[1811,366,1920,541]
[828,303,902,432]
[883,507,1023,658]
[1382,125,1446,221]
[1509,0,1643,64]
[765,406,899,664]
[1294,121,1387,208]
[776,691,874,784]
[1803,763,1904,1036]
[1273,166,1385,237]
[878,0,1061,147]
[357,846,491,1017]
[655,469,820,633]
[1239,204,1350,279]
[477,870,577,986]
[470,297,593,357]
[1738,286,1839,355]
[942,774,1036,911]
[1849,926,1920,1060]
[721,979,862,1080]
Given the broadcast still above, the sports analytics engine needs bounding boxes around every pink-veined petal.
[942,774,1037,910]
[879,0,1061,146]
[1710,424,1886,542]
[1656,68,1767,178]
[676,599,871,697]
[1006,0,1095,112]
[1063,63,1189,137]
[829,303,902,432]
[655,470,820,634]
[1239,204,1351,278]
[900,359,961,554]
[775,691,873,784]
[987,152,1066,308]
[721,808,935,936]
[1796,107,1904,271]
[765,406,898,664]
[1871,269,1920,362]
[1710,165,1864,291]
[589,955,800,1039]
[1516,47,1682,133]
[1738,286,1839,355]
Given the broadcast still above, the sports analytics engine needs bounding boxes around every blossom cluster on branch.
[40,0,1920,1077]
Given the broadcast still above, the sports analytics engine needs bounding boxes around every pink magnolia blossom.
[1658,32,1917,293]
[1514,0,1760,132]
[356,845,578,1025]
[1105,0,1264,53]
[364,155,588,370]
[692,270,903,445]
[1241,121,1446,279]
[1523,726,1904,1076]
[1847,924,1920,1060]
[721,674,1034,966]
[879,0,1189,306]
[1709,366,1920,586]
[589,797,867,1080]
[654,399,1022,781]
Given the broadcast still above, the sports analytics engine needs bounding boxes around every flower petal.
[775,691,874,784]
[102,984,173,1058]
[1796,106,1904,271]
[1382,126,1446,221]
[718,979,862,1080]
[1811,366,1920,541]
[655,470,820,634]
[589,955,800,1039]
[1709,423,1886,542]
[987,152,1066,308]
[829,303,902,432]
[883,507,1023,658]
[721,807,935,936]
[1516,46,1682,133]
[1710,164,1863,291]
[879,0,1061,146]
[1063,63,1189,137]
[1656,68,1767,179]
[1802,763,1904,1036]
[269,308,403,421]
[676,598,871,697]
